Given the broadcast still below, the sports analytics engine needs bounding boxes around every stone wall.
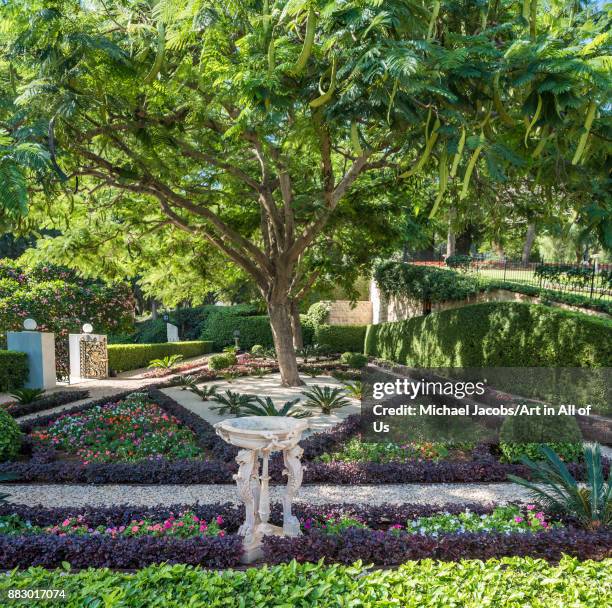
[322,300,373,325]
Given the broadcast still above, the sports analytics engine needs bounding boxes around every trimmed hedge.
[0,557,609,604]
[107,341,213,372]
[201,313,273,350]
[365,302,612,367]
[314,324,367,353]
[0,350,28,391]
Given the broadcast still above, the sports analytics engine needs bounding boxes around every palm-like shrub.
[241,397,311,419]
[342,380,369,400]
[302,385,350,415]
[9,388,45,404]
[508,444,611,531]
[147,354,184,369]
[188,384,218,401]
[210,391,255,416]
[176,375,197,390]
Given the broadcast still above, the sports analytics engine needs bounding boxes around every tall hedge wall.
[0,351,28,391]
[108,341,213,372]
[364,302,612,368]
[201,314,274,350]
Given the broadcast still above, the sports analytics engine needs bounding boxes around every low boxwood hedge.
[364,301,612,367]
[0,350,28,391]
[107,341,213,372]
[314,324,367,353]
[0,557,609,605]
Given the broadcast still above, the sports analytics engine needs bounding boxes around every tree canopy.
[0,0,610,383]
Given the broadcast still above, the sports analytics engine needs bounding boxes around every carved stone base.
[240,523,284,564]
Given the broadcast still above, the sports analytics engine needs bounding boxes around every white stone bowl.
[214,416,308,451]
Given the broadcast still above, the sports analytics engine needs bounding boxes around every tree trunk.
[521,223,536,264]
[268,300,304,387]
[289,300,303,350]
[151,300,158,320]
[446,207,456,258]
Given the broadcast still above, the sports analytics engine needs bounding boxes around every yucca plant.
[147,354,184,370]
[188,384,218,401]
[302,385,351,415]
[508,444,611,531]
[240,397,311,419]
[342,380,369,400]
[9,388,45,404]
[210,391,255,417]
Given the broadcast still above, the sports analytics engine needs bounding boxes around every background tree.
[1,0,609,384]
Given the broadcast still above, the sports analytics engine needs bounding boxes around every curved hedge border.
[263,527,612,565]
[364,301,612,367]
[3,390,89,418]
[0,534,242,569]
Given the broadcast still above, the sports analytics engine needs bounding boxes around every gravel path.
[2,482,533,507]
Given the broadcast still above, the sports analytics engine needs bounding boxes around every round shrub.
[499,411,583,463]
[0,409,22,461]
[251,344,265,357]
[208,353,237,371]
[340,352,368,369]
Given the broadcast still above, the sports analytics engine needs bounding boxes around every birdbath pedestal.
[214,416,308,562]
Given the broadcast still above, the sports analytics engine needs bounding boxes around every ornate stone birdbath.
[214,416,308,562]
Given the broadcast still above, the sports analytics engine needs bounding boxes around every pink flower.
[216,516,223,525]
[131,526,139,533]
[535,512,545,520]
[526,504,535,510]
[62,519,71,527]
[514,516,523,523]
[163,521,172,529]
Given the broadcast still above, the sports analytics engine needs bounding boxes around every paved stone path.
[2,482,532,507]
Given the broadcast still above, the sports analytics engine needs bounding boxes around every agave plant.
[507,444,611,531]
[240,397,311,419]
[188,384,218,401]
[147,354,184,370]
[9,388,45,404]
[211,391,255,417]
[342,380,369,400]
[302,385,351,415]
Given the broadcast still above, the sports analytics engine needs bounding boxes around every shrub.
[499,411,583,463]
[339,352,368,368]
[208,353,237,371]
[0,409,22,461]
[445,254,472,270]
[202,314,273,350]
[107,341,213,372]
[0,351,28,391]
[364,302,612,368]
[314,324,366,353]
[302,386,351,415]
[374,260,481,302]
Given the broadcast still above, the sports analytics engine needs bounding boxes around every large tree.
[1,0,609,384]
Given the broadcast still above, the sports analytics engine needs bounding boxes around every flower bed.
[1,390,90,418]
[29,393,203,464]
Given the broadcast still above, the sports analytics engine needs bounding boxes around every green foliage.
[210,391,255,417]
[240,397,311,419]
[314,325,367,354]
[250,344,265,357]
[202,314,273,350]
[365,302,612,368]
[374,261,481,303]
[499,411,583,463]
[2,557,609,606]
[445,255,472,270]
[0,351,28,391]
[187,384,218,401]
[339,352,368,369]
[147,354,184,370]
[0,409,21,462]
[302,385,351,415]
[342,381,369,400]
[8,388,45,404]
[306,302,332,326]
[107,341,212,373]
[508,444,611,531]
[208,353,237,371]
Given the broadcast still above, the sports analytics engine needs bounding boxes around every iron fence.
[409,256,612,301]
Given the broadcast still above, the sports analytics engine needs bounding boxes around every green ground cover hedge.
[364,302,612,367]
[315,324,367,353]
[0,350,28,390]
[1,557,608,607]
[108,341,213,372]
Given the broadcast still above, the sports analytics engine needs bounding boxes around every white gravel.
[2,482,532,507]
